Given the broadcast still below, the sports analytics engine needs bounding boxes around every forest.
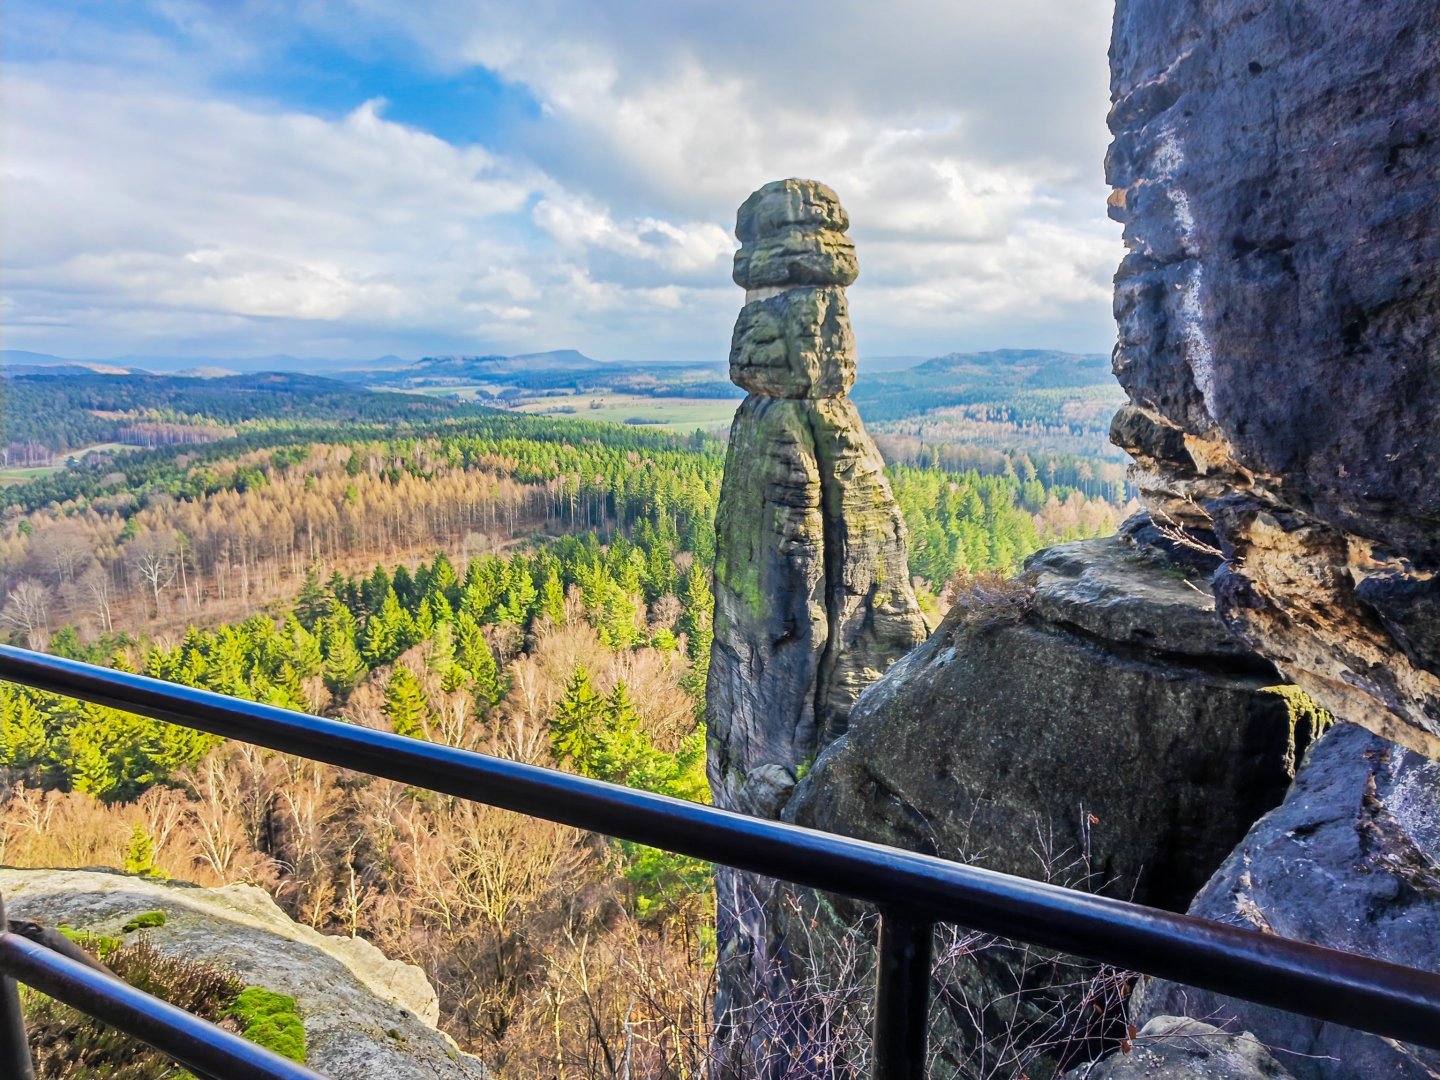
[0,389,1130,1075]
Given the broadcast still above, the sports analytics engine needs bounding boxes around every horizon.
[2,1,1120,366]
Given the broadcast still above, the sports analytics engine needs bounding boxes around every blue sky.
[1,0,1121,364]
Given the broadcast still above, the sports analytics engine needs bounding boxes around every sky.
[0,1,1121,365]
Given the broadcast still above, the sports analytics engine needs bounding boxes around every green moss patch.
[122,910,167,933]
[228,986,307,1063]
[57,926,121,955]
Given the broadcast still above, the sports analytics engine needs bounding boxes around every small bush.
[25,936,243,1078]
[122,910,167,933]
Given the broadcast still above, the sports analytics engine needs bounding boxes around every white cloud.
[0,1,1122,361]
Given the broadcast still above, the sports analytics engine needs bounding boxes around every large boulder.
[776,531,1303,1077]
[1107,0,1440,755]
[0,868,487,1079]
[787,533,1299,912]
[1132,722,1440,1080]
[1063,1017,1297,1080]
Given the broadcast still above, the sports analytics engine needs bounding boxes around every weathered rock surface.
[1132,723,1440,1080]
[732,179,858,293]
[787,533,1298,913]
[1063,1017,1296,1080]
[707,178,926,1076]
[1107,0,1440,755]
[0,868,486,1079]
[774,532,1308,1076]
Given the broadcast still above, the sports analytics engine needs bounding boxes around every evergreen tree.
[0,685,47,768]
[359,614,395,667]
[123,825,164,877]
[678,565,713,665]
[293,566,328,630]
[460,617,503,709]
[550,666,604,770]
[360,566,391,617]
[538,566,567,627]
[384,665,431,739]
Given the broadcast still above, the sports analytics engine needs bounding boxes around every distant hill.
[852,349,1116,415]
[403,350,607,381]
[1,351,138,377]
[0,350,402,376]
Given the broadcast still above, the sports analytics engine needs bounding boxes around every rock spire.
[706,178,926,1074]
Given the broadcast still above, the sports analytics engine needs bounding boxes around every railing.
[1,643,1438,1079]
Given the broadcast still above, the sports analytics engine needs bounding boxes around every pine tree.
[457,615,502,708]
[385,665,431,739]
[550,666,604,770]
[359,614,395,667]
[123,825,164,877]
[538,566,567,627]
[498,564,538,626]
[360,566,392,616]
[321,605,367,695]
[293,566,328,630]
[678,565,713,665]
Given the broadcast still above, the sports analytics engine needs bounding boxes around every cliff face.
[1133,722,1440,1080]
[706,178,927,1074]
[1106,0,1440,757]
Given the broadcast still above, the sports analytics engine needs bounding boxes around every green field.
[514,393,739,431]
[0,442,128,485]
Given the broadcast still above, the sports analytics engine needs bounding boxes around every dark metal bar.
[4,645,1440,1051]
[0,930,324,1080]
[873,911,932,1080]
[0,896,36,1080]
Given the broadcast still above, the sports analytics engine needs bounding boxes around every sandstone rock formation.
[706,178,927,1074]
[1062,1017,1296,1080]
[1107,0,1440,756]
[1132,723,1440,1080]
[782,530,1302,1075]
[0,868,487,1080]
[787,533,1299,913]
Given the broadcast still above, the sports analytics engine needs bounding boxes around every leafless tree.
[34,522,93,586]
[1,577,52,649]
[77,565,116,633]
[125,528,179,615]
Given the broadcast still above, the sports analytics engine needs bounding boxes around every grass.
[514,392,738,430]
[0,443,130,485]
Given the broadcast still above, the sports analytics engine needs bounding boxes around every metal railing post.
[872,909,932,1080]
[0,894,37,1080]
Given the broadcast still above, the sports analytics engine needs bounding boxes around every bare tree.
[125,529,179,616]
[77,565,116,633]
[1,578,52,649]
[34,522,93,586]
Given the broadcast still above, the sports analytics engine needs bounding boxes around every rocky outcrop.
[777,532,1302,1075]
[706,178,927,1075]
[0,868,486,1079]
[1132,723,1440,1080]
[786,533,1299,913]
[1106,0,1440,756]
[1062,1017,1297,1080]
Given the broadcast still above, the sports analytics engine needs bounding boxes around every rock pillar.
[706,178,927,1075]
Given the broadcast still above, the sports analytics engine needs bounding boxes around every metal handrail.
[2,643,1439,1078]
